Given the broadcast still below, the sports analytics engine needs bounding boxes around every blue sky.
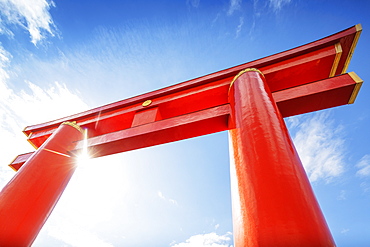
[0,0,369,246]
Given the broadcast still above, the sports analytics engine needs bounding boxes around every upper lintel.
[20,24,362,151]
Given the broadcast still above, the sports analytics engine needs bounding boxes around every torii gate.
[0,24,363,246]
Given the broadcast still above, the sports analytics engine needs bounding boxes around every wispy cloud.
[0,46,88,188]
[337,190,347,200]
[0,0,56,45]
[235,17,244,38]
[0,45,11,81]
[245,0,293,40]
[287,112,346,182]
[171,232,233,247]
[356,154,370,177]
[269,0,292,12]
[360,182,370,193]
[227,0,242,16]
[157,190,178,205]
[187,0,200,8]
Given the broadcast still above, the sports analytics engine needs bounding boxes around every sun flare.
[77,128,90,166]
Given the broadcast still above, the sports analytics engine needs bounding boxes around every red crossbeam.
[10,72,362,170]
[10,24,362,171]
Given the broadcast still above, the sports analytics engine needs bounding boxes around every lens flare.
[77,128,90,166]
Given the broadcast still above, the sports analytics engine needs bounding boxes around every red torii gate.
[0,24,363,246]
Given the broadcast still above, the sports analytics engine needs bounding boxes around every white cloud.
[227,0,242,16]
[356,154,370,177]
[158,190,166,199]
[287,112,346,182]
[12,80,88,123]
[0,43,91,244]
[171,232,233,247]
[158,190,178,205]
[0,0,56,45]
[269,0,291,12]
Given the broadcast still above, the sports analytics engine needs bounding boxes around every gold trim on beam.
[43,148,71,158]
[342,24,362,73]
[27,133,38,150]
[22,127,30,137]
[8,156,20,172]
[348,71,363,104]
[8,165,18,172]
[329,43,342,77]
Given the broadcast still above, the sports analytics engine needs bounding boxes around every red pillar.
[0,122,84,246]
[228,69,335,246]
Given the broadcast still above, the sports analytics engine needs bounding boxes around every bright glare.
[50,147,130,245]
[64,127,129,229]
[77,128,90,166]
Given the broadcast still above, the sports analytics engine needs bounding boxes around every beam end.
[348,72,363,104]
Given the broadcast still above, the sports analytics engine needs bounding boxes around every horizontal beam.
[11,73,363,171]
[73,104,230,158]
[22,25,361,150]
[9,152,34,171]
[274,72,363,117]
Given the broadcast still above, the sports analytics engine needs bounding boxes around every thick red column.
[0,122,84,246]
[228,69,335,246]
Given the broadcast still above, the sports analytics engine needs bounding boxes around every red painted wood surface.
[8,151,33,171]
[131,106,161,127]
[0,123,83,246]
[274,72,362,117]
[10,72,362,170]
[76,104,230,158]
[228,70,335,246]
[20,25,361,152]
[1,25,363,246]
